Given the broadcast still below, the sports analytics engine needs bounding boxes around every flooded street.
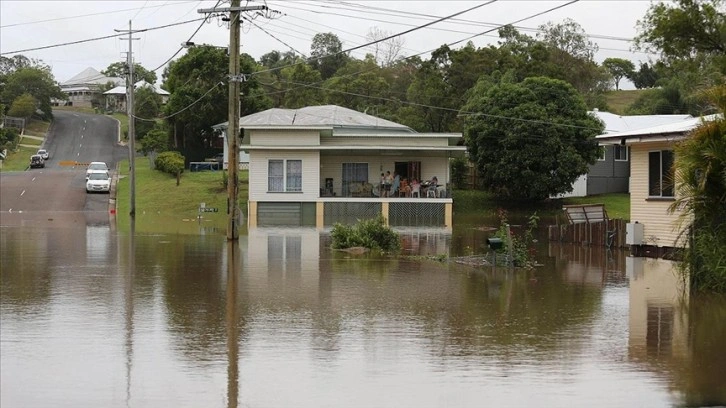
[1,213,725,407]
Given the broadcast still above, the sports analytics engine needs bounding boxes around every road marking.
[77,152,80,156]
[81,135,84,139]
[20,190,25,196]
[79,144,82,148]
[32,177,36,181]
[8,209,11,213]
[84,120,86,124]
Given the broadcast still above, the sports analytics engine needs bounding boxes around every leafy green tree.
[162,46,271,151]
[257,51,304,106]
[155,151,185,185]
[309,32,348,80]
[602,58,636,90]
[462,76,603,201]
[635,0,725,63]
[2,67,63,118]
[0,127,20,150]
[399,57,460,132]
[102,62,157,84]
[280,63,324,108]
[139,125,169,155]
[324,55,389,112]
[631,62,660,89]
[134,85,162,140]
[670,85,726,292]
[7,93,37,118]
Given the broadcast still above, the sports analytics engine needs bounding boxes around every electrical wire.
[1,17,207,56]
[149,0,223,73]
[0,1,199,29]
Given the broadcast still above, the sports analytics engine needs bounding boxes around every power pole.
[199,1,267,241]
[115,21,140,217]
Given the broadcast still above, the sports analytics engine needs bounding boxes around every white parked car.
[86,161,109,179]
[37,149,49,160]
[86,172,111,193]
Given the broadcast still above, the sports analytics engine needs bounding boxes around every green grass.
[24,119,50,136]
[20,137,43,146]
[116,158,249,217]
[0,146,38,171]
[604,90,646,114]
[561,193,630,221]
[110,113,128,141]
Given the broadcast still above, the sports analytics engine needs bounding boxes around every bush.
[492,209,539,268]
[0,127,20,150]
[154,151,185,176]
[331,215,400,252]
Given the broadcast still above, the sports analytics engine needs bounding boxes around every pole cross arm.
[198,5,267,13]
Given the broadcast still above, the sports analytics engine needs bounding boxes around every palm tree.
[669,85,726,292]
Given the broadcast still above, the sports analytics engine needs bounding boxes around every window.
[648,150,674,197]
[342,163,369,196]
[614,145,628,161]
[268,159,302,192]
[598,146,606,161]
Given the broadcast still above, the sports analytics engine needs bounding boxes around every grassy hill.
[603,89,647,114]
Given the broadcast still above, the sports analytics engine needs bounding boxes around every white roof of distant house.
[215,105,414,133]
[589,109,693,134]
[103,80,170,96]
[597,114,722,144]
[61,67,123,87]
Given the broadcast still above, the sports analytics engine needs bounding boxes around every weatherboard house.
[103,80,170,112]
[214,105,466,228]
[597,114,720,250]
[58,67,124,108]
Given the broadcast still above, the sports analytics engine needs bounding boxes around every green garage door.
[257,202,316,227]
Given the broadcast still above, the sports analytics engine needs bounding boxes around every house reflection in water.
[548,244,628,286]
[627,257,689,362]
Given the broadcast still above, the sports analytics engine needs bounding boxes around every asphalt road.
[0,110,127,219]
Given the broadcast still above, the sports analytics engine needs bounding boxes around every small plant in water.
[492,209,539,268]
[331,215,401,252]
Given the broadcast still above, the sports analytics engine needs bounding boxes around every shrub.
[331,215,400,252]
[492,208,539,268]
[154,150,185,179]
[0,127,20,150]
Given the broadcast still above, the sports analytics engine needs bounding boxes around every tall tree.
[324,55,390,112]
[280,63,324,108]
[2,67,63,118]
[463,76,603,200]
[365,27,405,67]
[134,85,162,140]
[7,93,37,118]
[102,62,157,84]
[635,0,726,62]
[309,33,348,80]
[163,46,271,150]
[631,62,660,89]
[602,58,636,90]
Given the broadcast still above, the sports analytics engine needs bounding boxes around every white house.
[597,114,719,249]
[103,80,170,112]
[214,105,467,228]
[58,67,124,108]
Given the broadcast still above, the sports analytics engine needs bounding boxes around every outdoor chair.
[411,184,420,198]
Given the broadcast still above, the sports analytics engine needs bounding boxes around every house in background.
[57,67,123,108]
[215,105,466,228]
[597,114,719,251]
[555,110,692,198]
[103,80,170,112]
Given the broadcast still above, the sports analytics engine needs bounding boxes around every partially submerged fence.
[549,204,627,248]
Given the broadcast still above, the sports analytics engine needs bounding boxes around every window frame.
[614,145,629,162]
[648,149,674,199]
[597,145,606,161]
[268,159,303,193]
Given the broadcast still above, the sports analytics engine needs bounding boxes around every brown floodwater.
[1,211,725,407]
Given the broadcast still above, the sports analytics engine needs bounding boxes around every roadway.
[0,110,128,222]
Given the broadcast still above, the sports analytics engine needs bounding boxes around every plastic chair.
[411,184,420,198]
[426,187,436,198]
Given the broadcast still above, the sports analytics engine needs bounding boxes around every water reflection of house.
[548,244,626,286]
[627,257,689,361]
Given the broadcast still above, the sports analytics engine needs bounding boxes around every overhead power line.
[1,17,207,56]
[0,1,199,28]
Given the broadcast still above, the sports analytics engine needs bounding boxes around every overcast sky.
[1,0,659,88]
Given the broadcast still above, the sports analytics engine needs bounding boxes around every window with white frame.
[648,150,674,197]
[268,159,302,192]
[598,145,605,161]
[614,145,628,161]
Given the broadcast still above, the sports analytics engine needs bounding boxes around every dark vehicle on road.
[30,154,45,168]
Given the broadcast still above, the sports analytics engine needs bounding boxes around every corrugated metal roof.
[597,114,721,140]
[218,105,414,132]
[103,80,170,96]
[61,67,123,86]
[590,110,693,133]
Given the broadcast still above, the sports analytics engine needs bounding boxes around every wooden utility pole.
[198,1,266,241]
[227,0,241,241]
[115,21,139,217]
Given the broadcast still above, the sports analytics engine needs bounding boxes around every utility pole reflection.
[124,218,136,407]
[226,241,240,408]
